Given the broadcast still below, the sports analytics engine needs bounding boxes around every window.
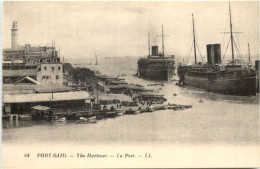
[58,66,61,70]
[44,67,47,70]
[56,75,59,79]
[51,67,54,71]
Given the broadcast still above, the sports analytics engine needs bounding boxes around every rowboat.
[77,116,97,123]
[57,117,66,122]
[18,114,32,121]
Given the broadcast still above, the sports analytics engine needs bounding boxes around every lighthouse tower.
[11,21,18,49]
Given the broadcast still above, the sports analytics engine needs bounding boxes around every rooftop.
[32,105,51,111]
[3,91,92,104]
[14,76,40,85]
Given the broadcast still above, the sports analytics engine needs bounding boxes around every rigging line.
[232,15,243,55]
[223,36,231,60]
[222,13,229,57]
[185,21,194,64]
[203,50,207,62]
[222,32,229,57]
[195,42,204,63]
[187,40,194,64]
[232,34,242,59]
[193,27,202,62]
[233,39,242,60]
[234,33,242,57]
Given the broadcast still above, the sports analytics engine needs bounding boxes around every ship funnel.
[207,44,221,65]
[213,44,221,64]
[152,46,158,56]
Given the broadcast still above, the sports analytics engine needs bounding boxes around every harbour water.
[2,57,259,146]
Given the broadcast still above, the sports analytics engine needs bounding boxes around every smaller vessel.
[57,117,66,122]
[105,111,117,118]
[124,108,137,115]
[137,26,176,81]
[95,53,98,65]
[135,110,141,114]
[147,106,154,112]
[78,116,97,123]
[117,110,124,116]
[18,114,32,121]
[167,104,192,110]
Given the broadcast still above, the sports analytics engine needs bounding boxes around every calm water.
[2,57,259,145]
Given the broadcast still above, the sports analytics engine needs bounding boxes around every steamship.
[137,26,175,81]
[177,4,256,96]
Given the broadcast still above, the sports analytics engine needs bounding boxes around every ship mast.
[229,2,235,62]
[95,52,97,64]
[148,31,151,56]
[162,25,164,57]
[192,14,197,64]
[248,43,251,64]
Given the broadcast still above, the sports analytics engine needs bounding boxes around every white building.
[37,63,63,85]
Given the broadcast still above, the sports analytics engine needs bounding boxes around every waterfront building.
[2,21,67,88]
[3,91,93,115]
[37,63,63,85]
[2,21,97,118]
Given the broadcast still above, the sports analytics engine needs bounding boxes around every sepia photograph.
[1,1,260,168]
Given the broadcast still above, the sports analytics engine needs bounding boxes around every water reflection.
[178,86,259,104]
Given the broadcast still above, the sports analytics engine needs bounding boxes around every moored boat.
[105,111,117,118]
[137,26,175,81]
[78,116,97,123]
[177,4,256,96]
[124,108,137,115]
[18,114,32,121]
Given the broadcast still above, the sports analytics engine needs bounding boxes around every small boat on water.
[125,108,137,115]
[18,114,32,121]
[95,53,98,65]
[105,111,117,118]
[148,83,164,86]
[77,116,97,123]
[57,117,66,122]
[147,106,154,112]
[116,109,124,116]
[167,104,192,111]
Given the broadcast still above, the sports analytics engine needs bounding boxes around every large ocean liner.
[177,4,256,96]
[137,26,175,81]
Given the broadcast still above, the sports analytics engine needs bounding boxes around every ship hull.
[138,59,176,81]
[180,74,256,96]
[138,66,175,81]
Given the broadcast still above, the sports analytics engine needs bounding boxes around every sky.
[2,1,259,63]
